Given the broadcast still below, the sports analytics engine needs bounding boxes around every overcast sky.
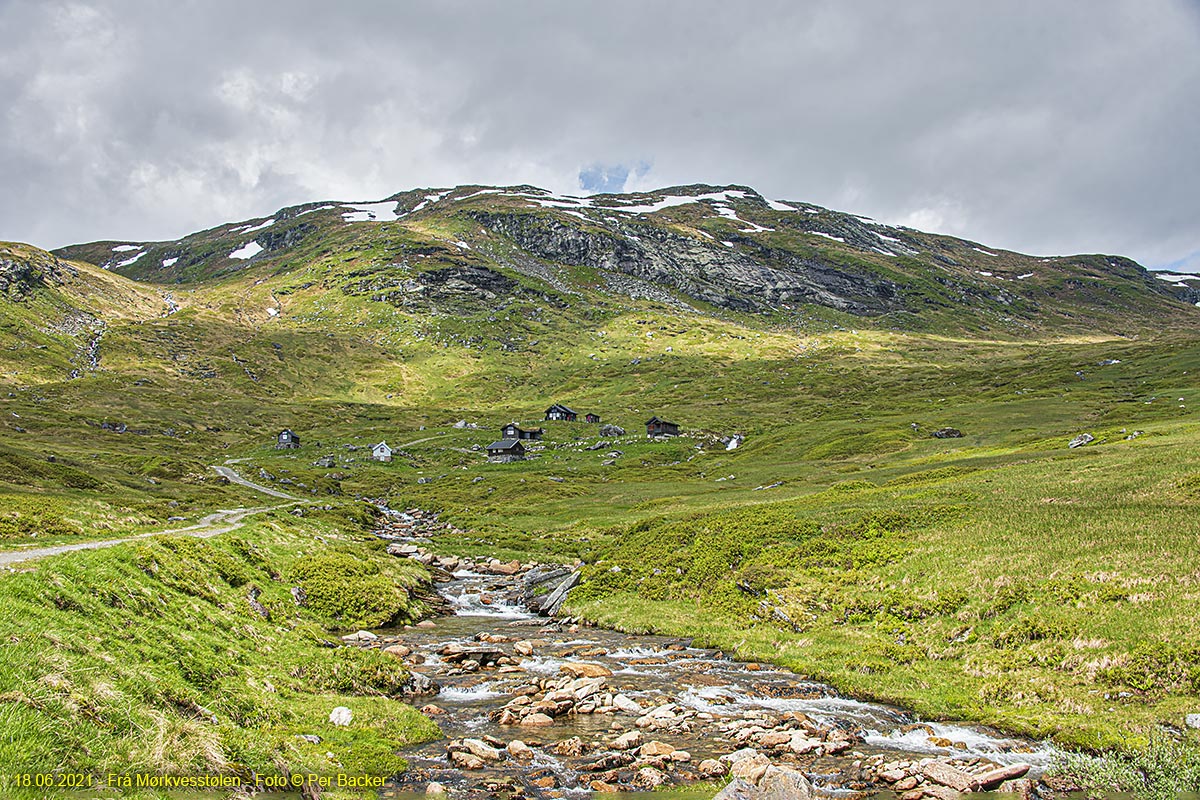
[3,1,1198,270]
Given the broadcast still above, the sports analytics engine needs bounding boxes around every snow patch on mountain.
[341,201,403,222]
[229,241,264,260]
[233,218,275,234]
[410,191,452,214]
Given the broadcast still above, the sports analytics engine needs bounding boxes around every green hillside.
[1,184,1198,795]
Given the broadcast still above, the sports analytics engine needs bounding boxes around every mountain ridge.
[46,183,1193,337]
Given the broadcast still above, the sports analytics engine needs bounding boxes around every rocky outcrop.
[256,221,315,254]
[0,257,39,296]
[470,210,903,315]
[0,248,65,297]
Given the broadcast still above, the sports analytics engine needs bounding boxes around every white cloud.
[0,0,1195,271]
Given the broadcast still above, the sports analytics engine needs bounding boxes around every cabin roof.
[547,403,577,414]
[486,439,523,450]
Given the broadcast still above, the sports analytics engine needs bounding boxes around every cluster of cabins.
[485,404,680,463]
[275,402,681,466]
[275,429,394,462]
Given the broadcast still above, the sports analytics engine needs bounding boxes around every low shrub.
[288,551,413,629]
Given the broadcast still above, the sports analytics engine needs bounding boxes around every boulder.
[506,740,533,760]
[712,778,761,800]
[720,747,761,764]
[400,671,439,697]
[328,707,352,726]
[560,662,612,679]
[613,693,642,714]
[730,753,772,783]
[633,767,667,788]
[972,763,1032,790]
[1187,713,1200,729]
[921,761,975,792]
[638,740,675,757]
[698,758,727,777]
[520,713,554,727]
[997,778,1036,800]
[599,424,625,437]
[540,570,582,616]
[607,730,644,754]
[788,732,822,754]
[922,787,962,800]
[932,427,963,439]
[1069,432,1095,448]
[461,738,502,761]
[758,766,814,800]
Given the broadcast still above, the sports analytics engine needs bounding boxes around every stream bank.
[362,512,1053,798]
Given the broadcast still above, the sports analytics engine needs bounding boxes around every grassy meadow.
[2,205,1200,797]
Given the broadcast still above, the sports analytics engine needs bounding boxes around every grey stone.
[1069,432,1095,448]
[540,570,581,617]
[400,671,439,697]
[758,766,814,800]
[712,778,761,800]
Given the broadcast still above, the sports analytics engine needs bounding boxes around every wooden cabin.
[584,413,601,424]
[501,422,544,441]
[276,429,301,449]
[371,441,393,462]
[486,439,526,463]
[545,403,578,422]
[645,416,680,437]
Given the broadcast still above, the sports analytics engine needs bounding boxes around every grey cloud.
[1,0,1197,270]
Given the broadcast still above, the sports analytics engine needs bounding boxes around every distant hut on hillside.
[645,416,680,437]
[276,429,301,449]
[486,439,526,463]
[501,422,544,441]
[545,403,578,422]
[371,441,393,462]
[584,413,601,424]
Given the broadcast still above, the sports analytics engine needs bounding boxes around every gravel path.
[0,466,301,567]
[211,464,300,499]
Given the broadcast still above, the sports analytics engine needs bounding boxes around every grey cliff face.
[469,210,902,315]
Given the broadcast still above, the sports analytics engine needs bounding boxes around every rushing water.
[374,569,1054,798]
